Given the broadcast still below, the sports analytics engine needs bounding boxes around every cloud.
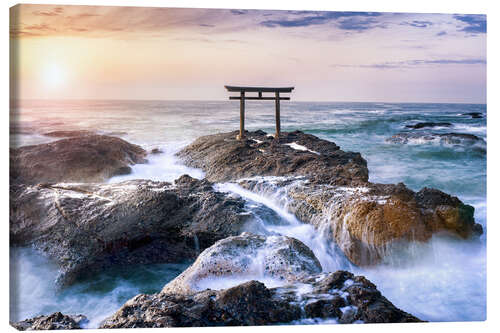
[454,14,486,33]
[33,7,63,16]
[400,20,433,28]
[260,11,381,29]
[23,23,56,32]
[436,31,447,36]
[337,17,381,31]
[332,58,486,69]
[11,5,230,38]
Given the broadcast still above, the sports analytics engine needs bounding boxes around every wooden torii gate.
[225,85,294,140]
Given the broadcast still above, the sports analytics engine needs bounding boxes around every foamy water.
[10,100,486,325]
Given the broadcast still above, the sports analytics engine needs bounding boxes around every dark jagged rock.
[405,122,452,129]
[99,271,421,328]
[10,176,250,286]
[11,312,88,330]
[177,130,368,186]
[177,130,482,266]
[10,135,148,184]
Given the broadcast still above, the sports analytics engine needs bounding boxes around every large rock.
[240,179,482,266]
[10,135,147,184]
[10,175,250,286]
[177,130,369,186]
[162,232,322,295]
[11,312,87,330]
[178,130,482,266]
[100,271,421,328]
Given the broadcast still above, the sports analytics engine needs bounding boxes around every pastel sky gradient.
[10,5,486,103]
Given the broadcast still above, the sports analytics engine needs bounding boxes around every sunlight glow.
[42,63,67,89]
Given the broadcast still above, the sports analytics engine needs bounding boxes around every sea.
[9,100,487,327]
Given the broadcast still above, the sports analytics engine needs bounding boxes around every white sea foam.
[284,142,320,155]
[108,142,204,183]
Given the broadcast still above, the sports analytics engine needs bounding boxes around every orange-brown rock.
[240,179,482,266]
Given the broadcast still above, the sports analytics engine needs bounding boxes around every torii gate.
[225,85,294,140]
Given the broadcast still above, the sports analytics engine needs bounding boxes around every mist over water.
[10,100,486,325]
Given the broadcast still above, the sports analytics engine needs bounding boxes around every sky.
[9,5,486,103]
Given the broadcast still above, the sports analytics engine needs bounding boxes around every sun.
[42,63,67,89]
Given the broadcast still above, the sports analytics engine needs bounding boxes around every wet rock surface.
[178,130,482,266]
[100,271,421,328]
[10,135,148,184]
[177,130,369,186]
[11,312,88,330]
[162,232,322,295]
[10,175,250,286]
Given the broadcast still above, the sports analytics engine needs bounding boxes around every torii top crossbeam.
[224,85,295,140]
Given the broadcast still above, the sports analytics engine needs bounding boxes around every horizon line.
[10,98,487,105]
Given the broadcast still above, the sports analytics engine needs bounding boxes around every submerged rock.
[162,232,322,295]
[177,130,368,186]
[150,147,163,154]
[12,312,88,330]
[10,135,147,184]
[10,175,250,286]
[405,122,452,129]
[178,130,482,266]
[100,271,421,328]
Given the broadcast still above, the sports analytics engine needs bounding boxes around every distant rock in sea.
[178,130,483,266]
[461,112,483,119]
[10,135,147,184]
[43,130,96,138]
[405,122,452,129]
[386,132,486,152]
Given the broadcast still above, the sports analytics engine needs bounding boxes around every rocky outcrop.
[10,175,251,286]
[10,135,147,184]
[11,312,87,330]
[177,130,368,186]
[178,130,483,266]
[162,233,322,295]
[405,122,452,129]
[100,271,421,328]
